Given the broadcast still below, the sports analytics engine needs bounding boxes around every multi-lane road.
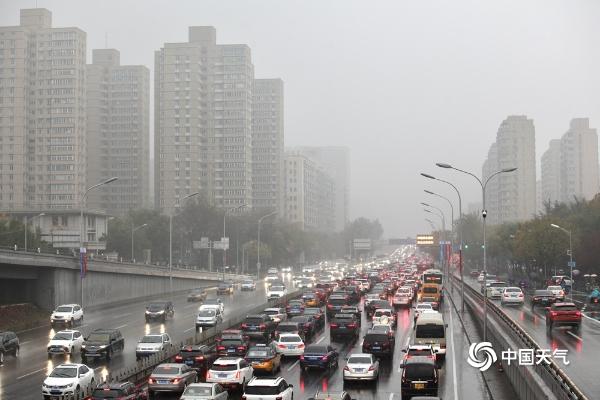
[1,276,490,400]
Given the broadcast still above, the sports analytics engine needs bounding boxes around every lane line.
[583,314,600,324]
[448,296,459,400]
[315,336,324,344]
[112,313,132,319]
[566,331,583,341]
[17,367,46,380]
[287,359,300,372]
[388,393,394,400]
[114,324,128,329]
[184,327,195,333]
[19,341,31,345]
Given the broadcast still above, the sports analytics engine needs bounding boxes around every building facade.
[540,139,561,206]
[252,79,284,215]
[155,26,254,214]
[87,49,150,215]
[0,8,87,211]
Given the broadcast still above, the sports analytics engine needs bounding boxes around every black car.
[145,301,174,322]
[0,331,19,363]
[340,286,361,304]
[330,313,360,340]
[217,282,234,295]
[362,331,394,358]
[286,300,305,318]
[300,344,339,371]
[275,321,304,340]
[339,305,362,325]
[216,329,250,356]
[174,344,218,379]
[81,329,124,362]
[366,300,391,319]
[242,314,276,341]
[326,295,350,317]
[89,382,146,399]
[400,356,439,399]
[531,290,557,310]
[291,315,317,339]
[304,307,325,330]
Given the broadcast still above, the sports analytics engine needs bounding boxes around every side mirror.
[288,384,294,388]
[401,348,407,353]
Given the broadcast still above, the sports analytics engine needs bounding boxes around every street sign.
[353,239,371,250]
[193,237,210,249]
[416,235,435,245]
[214,240,229,250]
[568,261,576,268]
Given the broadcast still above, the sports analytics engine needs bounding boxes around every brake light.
[327,304,333,308]
[575,311,582,317]
[550,311,558,317]
[298,343,305,348]
[148,378,155,384]
[330,323,338,328]
[278,344,286,349]
[259,323,266,330]
[300,355,304,360]
[347,323,357,329]
[321,355,328,361]
[206,371,211,379]
[518,293,524,298]
[195,356,204,361]
[241,323,248,329]
[217,346,225,351]
[237,346,247,351]
[275,397,283,400]
[304,323,311,328]
[174,355,182,361]
[368,365,376,371]
[344,365,350,371]
[172,378,181,384]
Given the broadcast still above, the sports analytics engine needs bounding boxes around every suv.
[206,357,254,390]
[326,295,350,317]
[145,301,174,322]
[362,330,394,358]
[366,300,391,319]
[50,304,84,327]
[242,314,276,341]
[400,356,439,399]
[217,282,234,295]
[81,329,124,362]
[243,376,294,400]
[546,302,582,333]
[135,333,172,360]
[88,382,146,399]
[174,344,218,378]
[216,329,250,356]
[0,331,19,362]
[330,313,360,340]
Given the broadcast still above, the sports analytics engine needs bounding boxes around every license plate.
[512,294,517,297]
[339,326,346,329]
[51,397,60,400]
[288,345,295,349]
[158,380,169,384]
[228,349,235,352]
[250,327,257,330]
[372,346,381,350]
[414,383,425,390]
[355,368,365,372]
[185,360,194,365]
[218,373,227,378]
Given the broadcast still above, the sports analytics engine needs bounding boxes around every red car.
[545,302,581,333]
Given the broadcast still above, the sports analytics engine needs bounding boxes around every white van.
[414,312,447,359]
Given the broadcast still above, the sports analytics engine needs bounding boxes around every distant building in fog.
[541,139,561,206]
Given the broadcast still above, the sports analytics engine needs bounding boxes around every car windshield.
[278,324,298,332]
[409,348,432,356]
[417,304,433,310]
[349,356,372,364]
[328,298,347,306]
[52,332,73,340]
[211,364,237,371]
[304,309,319,315]
[245,317,264,324]
[243,280,254,284]
[271,286,285,291]
[371,325,389,332]
[505,288,521,293]
[141,336,162,343]
[198,310,216,317]
[183,386,212,395]
[305,345,327,354]
[87,333,110,342]
[416,324,445,338]
[204,299,219,305]
[404,363,435,380]
[220,339,242,346]
[547,286,562,291]
[423,287,438,293]
[153,366,180,375]
[49,367,78,378]
[244,386,285,395]
[55,306,73,312]
[91,389,125,398]
[147,303,166,311]
[535,290,553,296]
[279,335,301,343]
[375,310,392,317]
[263,309,280,315]
[554,305,578,311]
[364,334,388,343]
[247,350,270,358]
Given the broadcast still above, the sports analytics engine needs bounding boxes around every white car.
[500,287,525,306]
[263,307,287,323]
[241,280,256,291]
[266,285,287,300]
[42,363,96,399]
[180,382,228,400]
[265,273,279,283]
[273,334,305,357]
[372,309,396,328]
[47,330,84,357]
[243,376,294,400]
[200,298,225,314]
[486,281,508,299]
[343,353,379,382]
[546,285,566,301]
[364,293,381,307]
[50,304,83,326]
[414,303,435,320]
[206,357,254,389]
[136,333,172,359]
[281,266,292,273]
[196,309,223,330]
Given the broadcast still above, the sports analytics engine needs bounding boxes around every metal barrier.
[451,274,588,400]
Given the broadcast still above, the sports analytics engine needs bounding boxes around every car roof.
[247,376,284,386]
[213,357,243,364]
[278,333,302,339]
[55,363,85,368]
[90,328,118,333]
[416,313,444,323]
[56,304,79,307]
[96,382,133,389]
[403,356,436,366]
[348,352,372,358]
[54,330,79,334]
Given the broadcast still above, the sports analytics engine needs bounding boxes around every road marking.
[315,336,324,344]
[17,367,46,380]
[566,331,583,341]
[19,341,31,345]
[583,314,600,324]
[114,324,127,329]
[184,327,195,333]
[113,313,131,319]
[287,359,300,371]
[449,301,459,400]
[388,393,394,400]
[404,336,410,349]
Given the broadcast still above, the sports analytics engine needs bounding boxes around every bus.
[422,269,443,286]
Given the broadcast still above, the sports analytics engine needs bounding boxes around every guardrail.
[452,274,588,400]
[107,289,303,386]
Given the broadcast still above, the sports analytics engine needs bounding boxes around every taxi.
[302,292,320,307]
[244,344,281,374]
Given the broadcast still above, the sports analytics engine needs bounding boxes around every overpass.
[0,249,246,310]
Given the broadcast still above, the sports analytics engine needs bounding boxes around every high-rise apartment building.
[87,49,150,215]
[541,139,561,205]
[155,27,254,214]
[290,146,349,231]
[0,9,86,210]
[284,152,335,232]
[483,115,536,224]
[252,79,284,215]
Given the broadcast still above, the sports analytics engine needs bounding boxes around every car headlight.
[81,344,86,349]
[145,310,150,314]
[156,310,165,314]
[42,383,49,388]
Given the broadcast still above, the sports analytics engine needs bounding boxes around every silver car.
[180,382,228,400]
[148,363,197,397]
[342,353,379,382]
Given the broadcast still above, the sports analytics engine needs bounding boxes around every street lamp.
[437,162,517,341]
[169,192,199,298]
[422,172,465,312]
[223,204,248,278]
[80,177,118,307]
[425,218,437,231]
[425,189,455,293]
[24,212,45,252]
[257,211,278,279]
[423,205,447,273]
[131,223,148,263]
[550,223,574,299]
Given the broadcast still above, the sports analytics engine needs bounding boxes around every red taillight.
[304,323,311,328]
[172,378,181,384]
[235,371,240,379]
[148,378,155,384]
[321,355,328,361]
[368,365,376,371]
[575,311,582,317]
[195,356,204,361]
[550,311,558,317]
[275,397,283,400]
[174,355,182,361]
[241,323,248,329]
[298,343,305,348]
[518,293,524,298]
[237,346,247,351]
[344,365,350,371]
[206,371,212,379]
[327,304,333,308]
[259,323,266,330]
[330,323,338,328]
[533,296,539,301]
[278,344,286,349]
[347,323,357,329]
[300,355,304,360]
[217,346,225,351]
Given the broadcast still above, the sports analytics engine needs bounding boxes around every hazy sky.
[2,0,599,237]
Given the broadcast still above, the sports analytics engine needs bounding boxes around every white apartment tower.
[155,27,254,214]
[0,9,86,210]
[87,49,150,215]
[252,79,284,215]
[541,139,561,205]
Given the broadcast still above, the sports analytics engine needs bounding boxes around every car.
[244,343,282,374]
[273,334,305,357]
[365,299,390,319]
[362,330,394,358]
[372,308,397,328]
[308,390,353,400]
[304,307,326,329]
[419,295,439,310]
[50,304,84,327]
[267,267,279,275]
[393,287,413,308]
[148,363,198,398]
[81,329,124,362]
[302,292,320,307]
[136,333,173,360]
[188,288,208,302]
[206,357,254,390]
[546,302,582,333]
[531,290,557,310]
[274,321,304,340]
[546,285,566,301]
[196,308,224,330]
[243,376,294,400]
[286,299,305,317]
[241,279,257,291]
[300,344,339,371]
[242,314,276,341]
[290,315,317,339]
[200,298,225,314]
[265,273,280,283]
[370,323,395,342]
[330,313,360,340]
[343,353,379,382]
[47,330,84,357]
[216,330,250,357]
[179,382,228,400]
[145,301,174,322]
[364,293,381,308]
[266,285,287,299]
[400,356,439,399]
[42,363,96,399]
[263,307,287,323]
[0,331,19,362]
[174,344,219,378]
[402,344,437,366]
[88,381,146,399]
[281,266,292,273]
[500,287,525,306]
[339,305,362,323]
[414,302,435,321]
[470,270,481,278]
[326,295,350,317]
[298,278,315,289]
[217,282,234,295]
[485,281,508,299]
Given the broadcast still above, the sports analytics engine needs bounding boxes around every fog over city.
[1,0,599,237]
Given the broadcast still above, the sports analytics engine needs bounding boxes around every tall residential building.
[252,79,284,215]
[86,49,150,215]
[0,8,86,211]
[483,115,536,224]
[559,118,599,203]
[541,139,561,205]
[290,146,349,231]
[284,152,335,232]
[155,27,254,214]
